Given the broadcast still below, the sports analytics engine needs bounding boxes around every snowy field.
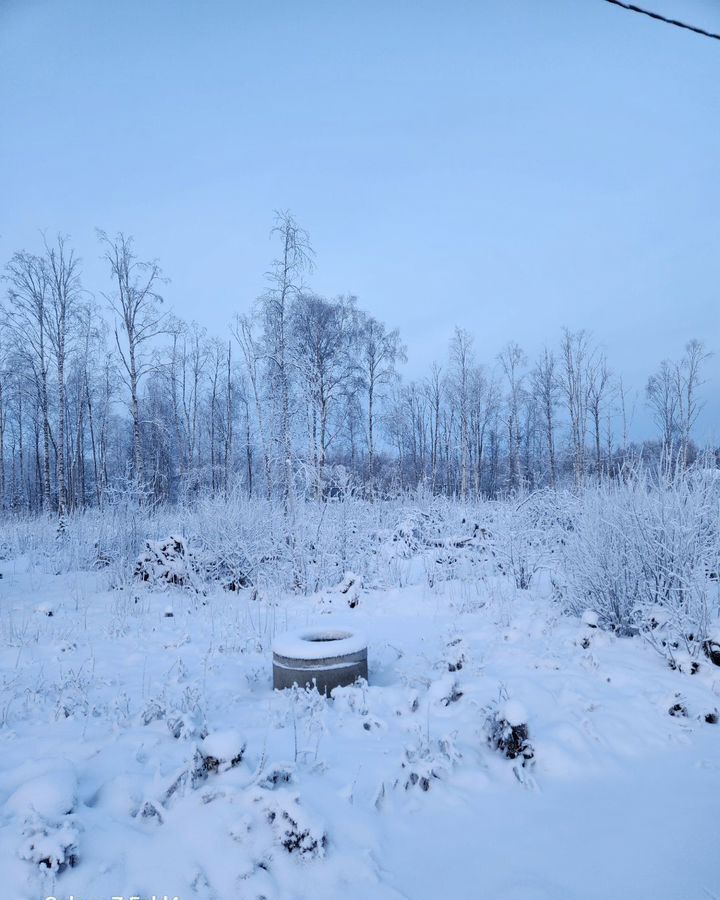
[1,526,719,900]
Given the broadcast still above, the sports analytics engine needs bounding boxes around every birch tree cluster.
[0,214,713,513]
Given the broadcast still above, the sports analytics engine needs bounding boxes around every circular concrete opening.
[272,627,368,694]
[306,632,351,642]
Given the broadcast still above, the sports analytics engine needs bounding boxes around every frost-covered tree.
[44,234,84,515]
[98,230,167,488]
[355,311,405,488]
[260,211,314,505]
[532,348,559,487]
[4,250,53,509]
[559,329,592,488]
[499,341,526,493]
[291,293,358,497]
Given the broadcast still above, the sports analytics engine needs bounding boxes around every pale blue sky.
[1,0,718,438]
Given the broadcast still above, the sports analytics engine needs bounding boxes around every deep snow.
[0,558,719,900]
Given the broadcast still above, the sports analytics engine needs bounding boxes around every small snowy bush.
[19,815,79,873]
[135,535,200,589]
[195,730,246,775]
[264,797,327,857]
[8,769,80,875]
[397,727,461,792]
[486,699,534,765]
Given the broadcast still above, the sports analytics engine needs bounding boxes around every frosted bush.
[397,726,461,792]
[559,466,720,654]
[486,489,561,590]
[135,535,201,590]
[264,797,327,857]
[485,698,534,764]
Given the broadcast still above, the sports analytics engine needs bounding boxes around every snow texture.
[0,504,719,900]
[500,700,528,728]
[273,627,368,661]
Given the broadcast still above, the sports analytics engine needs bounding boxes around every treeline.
[0,212,713,514]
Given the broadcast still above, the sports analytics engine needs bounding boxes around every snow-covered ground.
[1,557,719,900]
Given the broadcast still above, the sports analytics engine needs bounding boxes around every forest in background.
[0,212,714,515]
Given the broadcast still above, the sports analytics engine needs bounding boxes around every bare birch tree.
[532,348,559,487]
[449,328,474,499]
[351,310,404,491]
[647,360,678,457]
[260,211,313,504]
[586,352,612,480]
[499,341,526,492]
[98,230,167,488]
[560,329,591,488]
[4,250,53,510]
[675,339,710,467]
[44,234,83,515]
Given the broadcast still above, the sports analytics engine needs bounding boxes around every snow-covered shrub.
[331,680,369,718]
[192,730,246,783]
[332,571,362,607]
[485,699,534,764]
[668,700,688,718]
[556,489,642,635]
[19,815,80,873]
[286,683,329,764]
[166,686,208,741]
[0,488,499,595]
[559,466,720,653]
[91,491,170,583]
[396,727,461,792]
[199,730,246,771]
[135,535,201,590]
[8,769,80,875]
[382,495,492,589]
[257,763,295,790]
[703,631,720,667]
[190,493,259,590]
[389,508,430,558]
[431,675,463,707]
[487,489,560,590]
[385,497,461,561]
[439,631,470,673]
[264,797,327,857]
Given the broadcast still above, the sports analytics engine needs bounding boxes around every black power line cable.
[603,0,720,41]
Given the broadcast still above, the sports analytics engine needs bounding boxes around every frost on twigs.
[559,468,720,657]
[444,635,467,673]
[163,685,208,740]
[396,728,460,792]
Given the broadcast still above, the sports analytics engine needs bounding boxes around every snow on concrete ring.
[272,627,368,694]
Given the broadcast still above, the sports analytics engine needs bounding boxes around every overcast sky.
[1,0,718,440]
